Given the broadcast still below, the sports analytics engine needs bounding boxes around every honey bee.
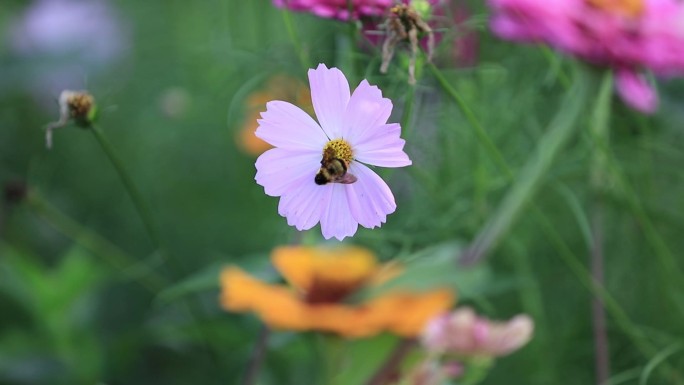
[314,147,358,185]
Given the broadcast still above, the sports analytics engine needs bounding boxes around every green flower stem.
[90,125,222,372]
[91,125,160,249]
[540,46,571,89]
[241,325,270,385]
[282,9,310,72]
[400,84,416,140]
[27,191,165,292]
[427,62,512,181]
[589,73,614,385]
[459,66,589,265]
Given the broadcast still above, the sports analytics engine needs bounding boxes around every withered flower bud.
[45,90,98,149]
[380,3,434,85]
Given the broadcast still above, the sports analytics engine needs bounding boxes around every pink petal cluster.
[488,0,684,113]
[273,0,394,20]
[254,64,411,241]
[422,307,534,357]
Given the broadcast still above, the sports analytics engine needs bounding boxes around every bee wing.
[336,173,358,184]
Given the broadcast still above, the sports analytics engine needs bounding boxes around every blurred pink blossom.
[6,0,127,97]
[423,307,534,357]
[273,0,395,20]
[488,0,684,113]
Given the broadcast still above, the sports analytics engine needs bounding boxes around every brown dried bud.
[380,3,434,85]
[45,90,98,149]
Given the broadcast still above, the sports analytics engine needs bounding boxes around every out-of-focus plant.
[221,245,455,338]
[488,0,684,113]
[0,244,105,384]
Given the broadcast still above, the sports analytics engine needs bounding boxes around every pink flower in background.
[5,0,127,99]
[255,64,411,240]
[422,307,534,357]
[488,0,684,113]
[273,0,393,20]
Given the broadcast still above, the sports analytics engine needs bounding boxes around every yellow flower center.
[586,0,644,17]
[323,138,354,163]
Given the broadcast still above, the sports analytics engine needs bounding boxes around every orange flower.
[236,75,311,156]
[220,246,456,338]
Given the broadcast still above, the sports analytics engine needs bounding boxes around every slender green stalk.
[91,125,160,248]
[27,192,165,292]
[89,125,222,373]
[400,84,416,140]
[427,62,512,180]
[281,9,310,72]
[539,46,571,89]
[588,73,614,385]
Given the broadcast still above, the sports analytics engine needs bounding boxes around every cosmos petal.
[320,184,359,240]
[278,182,331,231]
[345,163,397,229]
[256,100,329,151]
[309,64,350,139]
[343,80,393,142]
[353,123,412,168]
[255,148,320,197]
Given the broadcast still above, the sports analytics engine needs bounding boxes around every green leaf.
[357,241,492,301]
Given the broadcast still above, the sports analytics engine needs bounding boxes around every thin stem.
[365,339,416,385]
[427,62,512,180]
[27,191,165,292]
[281,8,310,72]
[90,125,223,375]
[400,84,416,140]
[241,325,270,385]
[91,125,160,249]
[589,73,614,385]
[591,210,610,385]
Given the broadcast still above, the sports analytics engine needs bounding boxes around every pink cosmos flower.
[422,307,534,357]
[488,0,684,113]
[254,64,412,241]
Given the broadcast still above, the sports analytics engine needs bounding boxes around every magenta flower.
[254,64,411,240]
[488,0,684,113]
[273,0,393,20]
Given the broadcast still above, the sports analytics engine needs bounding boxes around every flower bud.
[45,90,97,149]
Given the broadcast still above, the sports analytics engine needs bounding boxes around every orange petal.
[271,246,378,293]
[236,110,272,156]
[367,289,456,337]
[220,266,384,336]
[305,304,382,338]
[220,267,308,331]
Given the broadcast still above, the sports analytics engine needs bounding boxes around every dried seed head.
[380,2,434,85]
[45,90,98,149]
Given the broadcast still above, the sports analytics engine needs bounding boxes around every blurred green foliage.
[1,0,684,384]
